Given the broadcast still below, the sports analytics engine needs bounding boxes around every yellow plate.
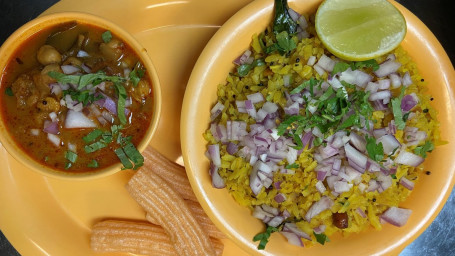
[0,0,256,255]
[182,0,455,255]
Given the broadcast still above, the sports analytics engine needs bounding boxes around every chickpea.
[99,39,123,61]
[62,57,82,66]
[37,97,60,113]
[37,45,62,65]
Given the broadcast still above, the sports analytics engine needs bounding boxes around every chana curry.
[0,22,154,172]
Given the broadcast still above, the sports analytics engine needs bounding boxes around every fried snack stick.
[142,146,198,202]
[146,199,225,240]
[91,220,224,256]
[126,168,216,256]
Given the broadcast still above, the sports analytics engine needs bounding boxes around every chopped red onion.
[345,144,367,170]
[68,142,76,152]
[233,50,252,65]
[283,223,312,241]
[402,72,413,87]
[284,101,300,115]
[49,83,62,95]
[77,50,90,58]
[247,92,265,104]
[210,102,224,121]
[377,134,401,155]
[307,56,316,66]
[400,177,415,190]
[313,64,325,76]
[81,63,92,73]
[43,121,59,135]
[377,174,393,191]
[47,133,61,147]
[389,73,402,88]
[267,216,285,227]
[316,54,336,72]
[209,162,225,189]
[401,93,419,112]
[304,196,334,222]
[356,207,367,218]
[280,231,304,247]
[373,128,388,139]
[367,179,380,192]
[395,150,424,167]
[313,225,326,234]
[374,60,401,78]
[334,180,353,193]
[378,79,391,90]
[369,90,391,102]
[61,65,80,74]
[102,96,117,115]
[208,144,221,167]
[381,207,412,227]
[339,68,372,88]
[226,142,239,155]
[315,180,326,193]
[65,110,96,128]
[274,193,287,203]
[349,132,367,152]
[365,82,378,93]
[30,129,40,136]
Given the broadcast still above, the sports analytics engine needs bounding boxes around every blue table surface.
[0,0,453,255]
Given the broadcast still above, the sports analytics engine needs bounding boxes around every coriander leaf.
[122,142,144,169]
[65,151,78,163]
[291,133,303,150]
[5,87,14,96]
[276,31,296,53]
[129,62,145,86]
[313,232,330,245]
[48,71,125,90]
[331,62,350,76]
[102,30,112,43]
[414,141,434,158]
[237,59,265,77]
[87,160,99,168]
[285,163,299,169]
[290,78,320,94]
[113,82,128,125]
[65,162,72,169]
[273,0,297,35]
[338,114,359,130]
[253,225,279,250]
[114,148,133,169]
[365,136,384,162]
[402,112,411,122]
[83,129,103,143]
[313,137,323,147]
[84,141,107,153]
[391,174,397,179]
[354,59,379,71]
[277,115,306,135]
[391,87,406,130]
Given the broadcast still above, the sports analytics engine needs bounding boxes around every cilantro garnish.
[237,59,265,77]
[87,160,99,168]
[414,141,434,158]
[266,31,296,55]
[352,59,379,71]
[402,112,411,122]
[83,129,103,143]
[253,225,279,250]
[48,71,125,90]
[365,136,384,162]
[5,87,13,96]
[129,62,145,86]
[84,141,108,153]
[113,82,128,125]
[285,163,299,169]
[391,174,397,179]
[313,232,330,245]
[391,87,406,130]
[291,78,321,94]
[102,30,112,43]
[65,150,78,163]
[63,89,104,106]
[331,62,350,76]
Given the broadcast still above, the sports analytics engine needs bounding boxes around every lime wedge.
[315,0,406,61]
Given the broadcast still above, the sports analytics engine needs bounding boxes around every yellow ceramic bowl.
[0,12,161,180]
[181,0,455,255]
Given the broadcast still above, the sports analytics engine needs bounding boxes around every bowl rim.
[0,11,162,180]
[181,0,455,255]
